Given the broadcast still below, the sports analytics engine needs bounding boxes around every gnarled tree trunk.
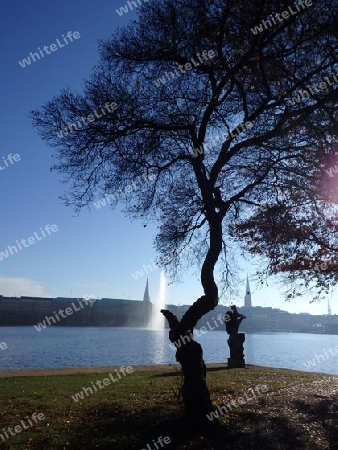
[161,219,222,424]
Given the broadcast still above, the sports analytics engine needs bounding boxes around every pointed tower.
[328,298,332,315]
[244,275,252,308]
[143,278,150,302]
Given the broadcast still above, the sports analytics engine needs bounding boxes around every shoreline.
[0,363,335,378]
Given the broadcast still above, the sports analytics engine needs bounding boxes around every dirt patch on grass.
[212,376,338,449]
[0,363,329,378]
[0,363,178,377]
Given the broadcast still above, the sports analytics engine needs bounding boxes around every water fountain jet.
[149,270,166,330]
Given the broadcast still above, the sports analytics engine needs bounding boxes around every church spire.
[244,275,252,308]
[143,278,150,302]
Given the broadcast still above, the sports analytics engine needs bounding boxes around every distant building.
[0,280,152,327]
[0,277,337,333]
[244,275,252,308]
[191,276,338,334]
[91,297,151,327]
[143,278,150,302]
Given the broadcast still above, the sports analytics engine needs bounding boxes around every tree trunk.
[176,339,212,422]
[161,219,223,424]
[161,306,214,424]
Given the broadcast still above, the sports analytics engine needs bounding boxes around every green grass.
[0,365,327,449]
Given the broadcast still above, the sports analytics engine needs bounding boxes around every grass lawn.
[0,364,336,449]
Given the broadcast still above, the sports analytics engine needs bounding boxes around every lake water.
[0,327,337,375]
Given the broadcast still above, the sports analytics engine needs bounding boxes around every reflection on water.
[146,329,167,364]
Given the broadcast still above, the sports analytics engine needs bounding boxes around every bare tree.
[31,0,338,423]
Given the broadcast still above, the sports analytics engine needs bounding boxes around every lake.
[0,327,337,375]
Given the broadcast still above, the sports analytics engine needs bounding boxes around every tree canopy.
[32,0,338,304]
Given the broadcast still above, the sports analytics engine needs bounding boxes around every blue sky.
[0,0,334,315]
